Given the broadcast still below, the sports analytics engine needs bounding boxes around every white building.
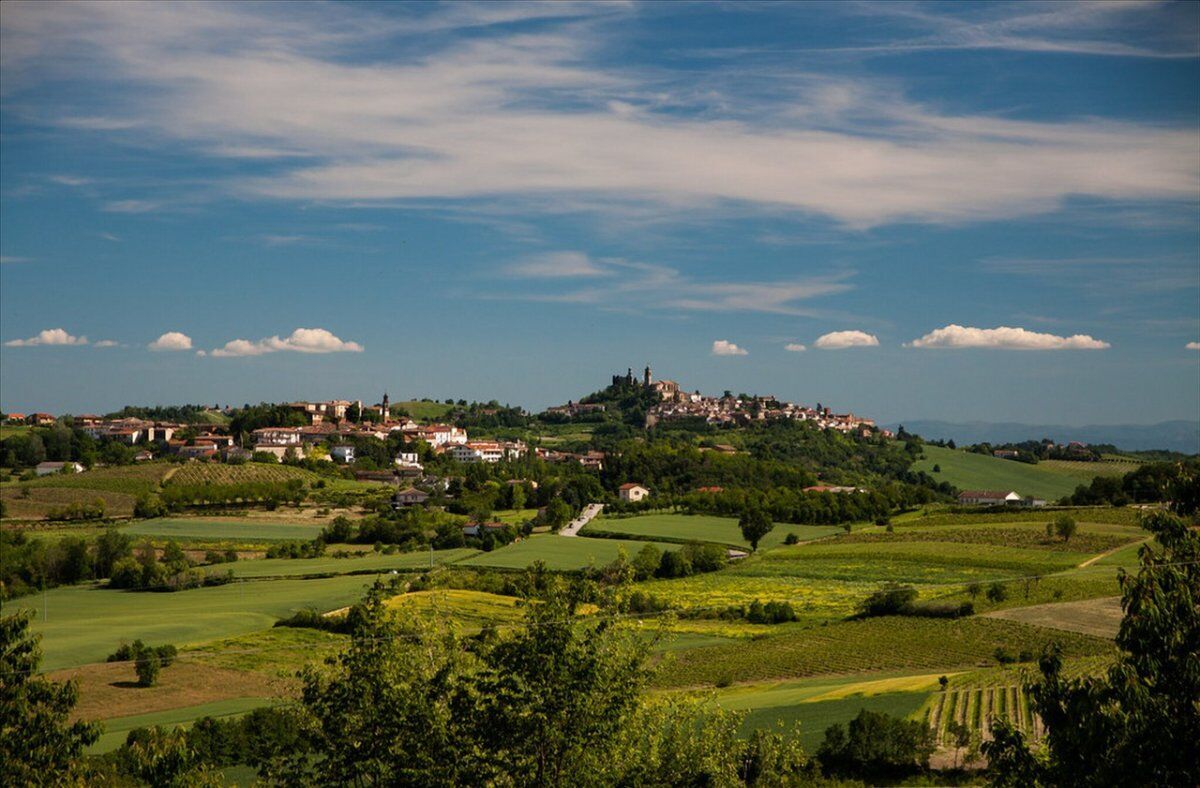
[330,444,356,464]
[957,490,1023,506]
[35,460,84,472]
[618,483,650,503]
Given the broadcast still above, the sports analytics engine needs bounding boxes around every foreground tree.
[1,611,99,785]
[984,510,1200,787]
[268,576,817,786]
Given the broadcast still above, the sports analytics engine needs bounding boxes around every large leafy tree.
[739,508,774,551]
[984,508,1200,787]
[1,611,99,785]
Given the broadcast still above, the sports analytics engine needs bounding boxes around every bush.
[858,583,919,617]
[783,533,800,545]
[817,709,933,781]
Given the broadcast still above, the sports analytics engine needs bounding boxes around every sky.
[1,0,1198,424]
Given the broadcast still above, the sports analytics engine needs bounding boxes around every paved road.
[559,503,604,537]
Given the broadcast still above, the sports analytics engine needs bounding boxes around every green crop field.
[122,517,327,543]
[8,462,174,495]
[456,534,680,571]
[912,445,1109,501]
[895,506,1145,528]
[491,508,541,526]
[168,463,316,487]
[584,513,842,549]
[219,548,479,578]
[16,575,386,670]
[88,697,276,754]
[1039,459,1139,477]
[730,540,1090,584]
[741,692,930,750]
[651,616,1114,689]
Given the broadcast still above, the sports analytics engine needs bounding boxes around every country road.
[559,503,604,537]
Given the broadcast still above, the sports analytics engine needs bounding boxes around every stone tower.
[644,365,652,387]
[381,392,390,420]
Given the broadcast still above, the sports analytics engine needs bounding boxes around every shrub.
[858,583,919,617]
[783,533,800,546]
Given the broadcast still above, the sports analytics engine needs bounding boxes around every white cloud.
[509,251,610,278]
[1187,342,1200,351]
[814,330,879,349]
[93,339,119,348]
[711,340,748,356]
[0,256,33,264]
[907,324,1111,350]
[102,199,159,213]
[498,253,850,316]
[4,328,88,347]
[784,343,807,352]
[2,2,1195,228]
[148,331,194,351]
[208,327,363,357]
[47,174,91,186]
[99,232,121,242]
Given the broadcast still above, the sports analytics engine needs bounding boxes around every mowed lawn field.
[912,445,1111,501]
[583,513,842,549]
[122,517,327,542]
[217,548,479,578]
[19,575,386,670]
[88,698,276,754]
[457,534,680,571]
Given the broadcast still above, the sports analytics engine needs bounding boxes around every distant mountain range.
[888,420,1200,454]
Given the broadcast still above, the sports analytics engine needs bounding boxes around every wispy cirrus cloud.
[2,2,1195,228]
[784,343,807,352]
[207,328,363,358]
[1186,342,1200,351]
[498,251,852,316]
[4,328,88,347]
[102,199,160,214]
[907,324,1111,350]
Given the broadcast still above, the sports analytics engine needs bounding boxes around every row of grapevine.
[925,685,1042,745]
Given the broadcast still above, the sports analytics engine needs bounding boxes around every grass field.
[392,400,455,420]
[88,697,277,754]
[122,517,328,543]
[584,513,842,549]
[456,534,680,571]
[16,575,386,670]
[1,485,140,519]
[912,445,1110,501]
[166,462,377,492]
[651,616,1114,689]
[627,574,872,619]
[491,508,541,526]
[216,548,478,578]
[837,522,1142,555]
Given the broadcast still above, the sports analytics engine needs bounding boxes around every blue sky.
[1,0,1197,424]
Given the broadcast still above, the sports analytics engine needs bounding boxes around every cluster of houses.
[956,489,1047,508]
[551,366,887,437]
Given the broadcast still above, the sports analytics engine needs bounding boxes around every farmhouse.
[992,449,1020,460]
[35,461,84,476]
[392,487,430,508]
[330,444,356,464]
[29,413,56,426]
[618,483,650,503]
[253,427,301,447]
[957,490,1023,506]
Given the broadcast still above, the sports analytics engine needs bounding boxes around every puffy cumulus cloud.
[814,330,879,349]
[784,343,807,352]
[94,339,120,348]
[209,327,364,357]
[907,324,1110,350]
[4,328,88,347]
[1187,342,1200,351]
[711,340,748,356]
[148,331,193,351]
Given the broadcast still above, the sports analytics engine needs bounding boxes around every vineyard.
[626,573,871,619]
[584,513,841,549]
[166,463,321,487]
[923,685,1041,746]
[458,534,680,571]
[730,541,1088,584]
[836,523,1141,554]
[894,506,1145,528]
[649,616,1115,689]
[1,462,175,519]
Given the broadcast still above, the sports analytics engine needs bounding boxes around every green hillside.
[914,445,1112,501]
